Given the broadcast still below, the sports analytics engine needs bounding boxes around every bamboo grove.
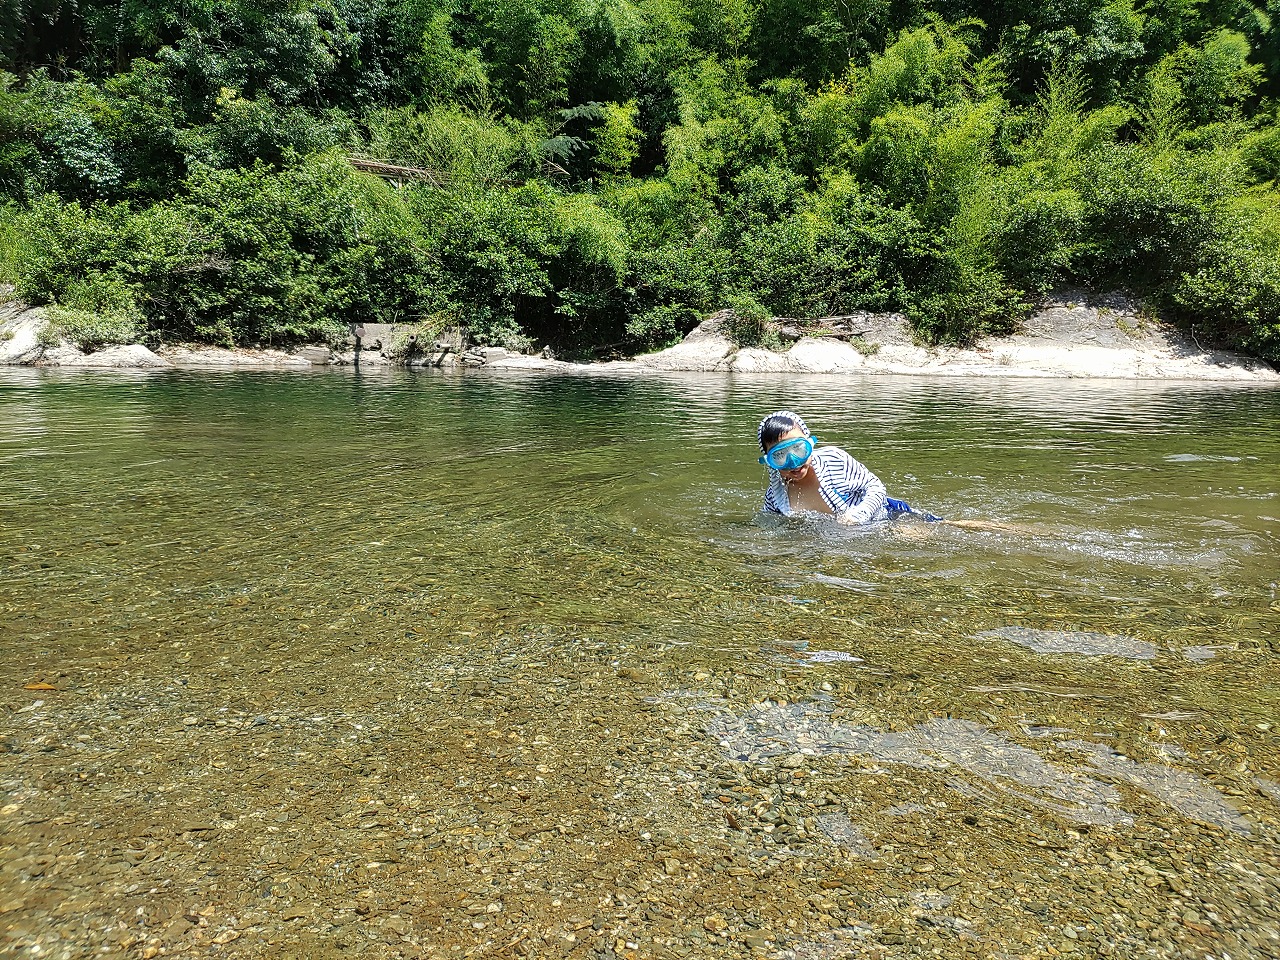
[2,0,1279,359]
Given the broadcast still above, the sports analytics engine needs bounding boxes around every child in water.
[757,410,934,524]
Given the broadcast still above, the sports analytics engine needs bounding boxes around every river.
[1,368,1277,959]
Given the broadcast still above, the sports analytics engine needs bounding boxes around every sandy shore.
[2,293,1277,382]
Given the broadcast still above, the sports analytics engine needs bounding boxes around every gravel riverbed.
[3,621,1277,960]
[3,370,1278,960]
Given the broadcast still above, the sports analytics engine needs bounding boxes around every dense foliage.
[2,0,1278,359]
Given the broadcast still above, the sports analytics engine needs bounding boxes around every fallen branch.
[347,156,451,187]
[772,315,875,340]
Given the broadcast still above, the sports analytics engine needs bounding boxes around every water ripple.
[707,700,1254,833]
[707,701,1127,825]
[1064,741,1253,835]
[977,626,1158,660]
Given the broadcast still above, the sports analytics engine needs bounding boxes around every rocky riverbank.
[2,292,1277,381]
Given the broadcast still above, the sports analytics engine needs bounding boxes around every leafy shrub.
[1241,122,1280,184]
[663,56,789,186]
[384,324,428,361]
[1170,200,1280,361]
[11,197,164,307]
[1012,65,1128,180]
[186,91,353,170]
[729,214,830,318]
[604,173,729,349]
[894,183,1028,344]
[364,106,537,187]
[720,164,807,235]
[724,180,913,324]
[1174,30,1262,127]
[622,237,723,349]
[993,182,1085,292]
[38,265,146,350]
[0,73,123,202]
[163,155,438,344]
[624,302,700,348]
[0,202,25,284]
[14,154,443,347]
[905,254,1027,344]
[592,100,643,179]
[541,188,631,345]
[411,183,557,345]
[722,292,777,348]
[1001,0,1145,102]
[401,7,491,106]
[410,179,636,352]
[44,305,146,351]
[1075,145,1226,290]
[35,320,60,349]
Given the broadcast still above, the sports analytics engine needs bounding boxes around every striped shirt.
[762,446,889,523]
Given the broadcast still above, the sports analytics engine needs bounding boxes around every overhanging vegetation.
[1,0,1278,360]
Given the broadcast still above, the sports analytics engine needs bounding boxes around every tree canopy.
[2,0,1278,359]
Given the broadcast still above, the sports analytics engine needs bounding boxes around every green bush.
[993,182,1085,292]
[624,302,700,348]
[411,183,558,346]
[592,100,643,179]
[663,56,790,186]
[40,269,147,349]
[11,197,162,307]
[723,292,777,348]
[185,92,354,170]
[13,155,443,347]
[905,257,1027,344]
[161,156,440,345]
[44,305,146,351]
[542,188,631,347]
[1171,200,1280,360]
[409,179,638,353]
[0,73,123,202]
[364,105,537,187]
[0,72,45,201]
[725,180,913,326]
[0,202,25,284]
[1241,121,1280,184]
[1076,145,1224,290]
[621,237,723,349]
[891,181,1028,344]
[603,174,727,350]
[729,214,830,318]
[1069,140,1280,360]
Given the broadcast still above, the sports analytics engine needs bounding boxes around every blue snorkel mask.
[759,435,817,471]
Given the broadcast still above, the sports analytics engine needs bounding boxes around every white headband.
[757,410,810,450]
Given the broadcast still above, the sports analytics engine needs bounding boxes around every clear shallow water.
[3,368,1278,789]
[1,367,1278,957]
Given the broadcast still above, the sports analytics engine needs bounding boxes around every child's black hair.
[757,410,810,451]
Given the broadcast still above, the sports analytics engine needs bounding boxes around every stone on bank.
[1,289,1277,380]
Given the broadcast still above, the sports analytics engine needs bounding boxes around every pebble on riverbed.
[2,626,1277,960]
